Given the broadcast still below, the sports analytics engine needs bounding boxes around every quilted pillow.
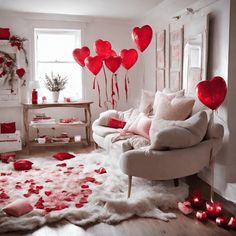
[126,113,152,139]
[138,89,155,114]
[3,199,33,217]
[14,160,33,170]
[0,122,16,133]
[153,91,195,120]
[52,152,75,161]
[107,117,126,129]
[149,111,208,150]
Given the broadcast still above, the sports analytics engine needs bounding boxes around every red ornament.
[132,25,153,52]
[190,191,203,208]
[32,89,38,104]
[206,201,223,218]
[196,210,207,221]
[120,49,138,70]
[94,39,112,59]
[196,76,227,110]
[105,56,122,73]
[85,56,103,75]
[16,68,25,78]
[228,217,236,230]
[73,46,90,67]
[216,215,230,227]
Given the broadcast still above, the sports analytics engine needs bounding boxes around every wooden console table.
[22,101,93,153]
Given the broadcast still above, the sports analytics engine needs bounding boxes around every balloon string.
[124,71,128,103]
[97,79,102,108]
[93,76,101,108]
[93,77,96,90]
[115,73,120,100]
[111,74,115,109]
[102,64,108,102]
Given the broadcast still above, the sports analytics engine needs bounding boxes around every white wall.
[137,0,235,201]
[0,11,141,140]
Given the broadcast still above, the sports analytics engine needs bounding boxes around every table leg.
[23,106,30,154]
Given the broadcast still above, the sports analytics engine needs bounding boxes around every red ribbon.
[102,64,108,102]
[111,74,116,109]
[92,77,101,107]
[114,73,119,100]
[124,71,128,102]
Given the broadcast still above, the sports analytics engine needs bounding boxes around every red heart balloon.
[132,25,153,52]
[94,39,112,59]
[85,56,103,76]
[16,68,25,78]
[110,49,117,57]
[120,49,138,70]
[105,56,122,73]
[196,76,227,110]
[73,46,90,67]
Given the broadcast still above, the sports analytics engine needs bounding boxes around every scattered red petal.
[67,167,74,170]
[95,167,107,174]
[75,203,84,208]
[56,163,67,167]
[85,177,95,182]
[45,191,52,196]
[23,193,31,198]
[0,173,6,176]
[81,189,92,195]
[45,179,53,183]
[36,185,43,190]
[63,171,72,174]
[94,181,103,185]
[35,197,44,209]
[15,184,22,189]
[81,184,89,189]
[79,197,88,204]
[0,192,9,199]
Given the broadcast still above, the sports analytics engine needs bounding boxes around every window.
[35,29,82,100]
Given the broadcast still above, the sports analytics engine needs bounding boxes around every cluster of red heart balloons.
[72,25,153,108]
[196,76,227,110]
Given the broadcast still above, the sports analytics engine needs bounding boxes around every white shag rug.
[0,150,188,233]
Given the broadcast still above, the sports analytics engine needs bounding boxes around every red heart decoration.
[16,68,25,78]
[110,49,117,57]
[132,25,153,52]
[196,76,227,110]
[73,46,90,67]
[94,39,112,59]
[120,49,138,70]
[85,56,103,76]
[105,56,122,73]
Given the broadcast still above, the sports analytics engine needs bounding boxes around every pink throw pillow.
[14,160,33,170]
[3,199,33,217]
[127,114,152,139]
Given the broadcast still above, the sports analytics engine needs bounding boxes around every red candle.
[216,215,230,227]
[206,201,223,218]
[228,217,236,230]
[196,211,207,221]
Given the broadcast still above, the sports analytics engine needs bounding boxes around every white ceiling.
[0,0,164,19]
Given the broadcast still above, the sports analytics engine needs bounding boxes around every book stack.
[30,113,56,125]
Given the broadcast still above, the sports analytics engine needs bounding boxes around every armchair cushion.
[150,111,208,150]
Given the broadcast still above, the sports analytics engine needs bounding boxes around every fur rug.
[0,150,188,233]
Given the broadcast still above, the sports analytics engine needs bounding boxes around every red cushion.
[107,117,126,129]
[52,152,75,161]
[14,160,33,170]
[0,122,16,133]
[0,28,10,40]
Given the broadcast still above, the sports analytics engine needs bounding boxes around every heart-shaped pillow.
[14,160,33,170]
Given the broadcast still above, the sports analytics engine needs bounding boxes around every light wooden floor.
[1,144,236,236]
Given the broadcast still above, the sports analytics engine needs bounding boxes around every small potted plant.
[44,72,67,102]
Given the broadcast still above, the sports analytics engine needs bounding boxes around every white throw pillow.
[122,109,140,130]
[98,110,119,126]
[149,111,208,150]
[138,89,155,114]
[153,92,195,120]
[153,89,185,114]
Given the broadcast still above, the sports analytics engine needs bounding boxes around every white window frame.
[34,28,82,99]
